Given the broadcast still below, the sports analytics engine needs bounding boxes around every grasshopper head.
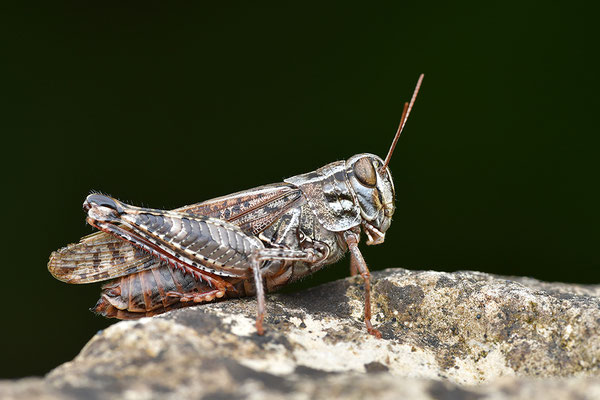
[346,154,395,245]
[347,74,423,245]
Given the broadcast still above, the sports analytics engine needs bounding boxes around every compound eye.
[353,157,377,187]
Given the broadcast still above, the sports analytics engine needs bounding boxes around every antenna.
[382,73,424,169]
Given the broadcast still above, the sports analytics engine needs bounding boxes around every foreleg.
[343,230,382,338]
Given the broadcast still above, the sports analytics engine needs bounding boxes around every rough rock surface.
[2,268,600,399]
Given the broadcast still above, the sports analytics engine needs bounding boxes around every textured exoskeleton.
[48,74,424,337]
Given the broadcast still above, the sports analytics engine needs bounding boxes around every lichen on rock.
[1,268,600,399]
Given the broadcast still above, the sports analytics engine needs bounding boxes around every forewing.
[48,231,157,284]
[181,182,302,235]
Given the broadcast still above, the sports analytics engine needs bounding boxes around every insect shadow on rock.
[48,74,424,337]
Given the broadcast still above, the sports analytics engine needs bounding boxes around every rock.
[2,268,600,399]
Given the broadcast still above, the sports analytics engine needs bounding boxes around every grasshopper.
[48,74,424,337]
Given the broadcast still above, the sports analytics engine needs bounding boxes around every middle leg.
[250,246,327,335]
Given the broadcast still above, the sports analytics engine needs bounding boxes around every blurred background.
[1,2,598,378]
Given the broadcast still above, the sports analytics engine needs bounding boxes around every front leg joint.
[343,229,382,339]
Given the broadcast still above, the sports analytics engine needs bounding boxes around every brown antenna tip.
[382,73,424,169]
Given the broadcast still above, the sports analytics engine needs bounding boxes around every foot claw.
[368,328,382,339]
[256,316,265,335]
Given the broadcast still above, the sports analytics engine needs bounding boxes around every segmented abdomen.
[93,263,246,319]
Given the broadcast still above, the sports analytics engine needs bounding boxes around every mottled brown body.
[48,74,424,336]
[84,181,349,319]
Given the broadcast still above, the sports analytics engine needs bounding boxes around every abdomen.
[93,263,246,319]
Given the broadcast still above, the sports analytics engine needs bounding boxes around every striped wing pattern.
[48,231,155,284]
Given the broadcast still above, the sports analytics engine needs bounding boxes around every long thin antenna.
[382,73,424,169]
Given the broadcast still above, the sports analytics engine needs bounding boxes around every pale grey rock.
[2,268,600,399]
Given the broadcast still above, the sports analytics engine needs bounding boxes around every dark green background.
[1,3,598,378]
